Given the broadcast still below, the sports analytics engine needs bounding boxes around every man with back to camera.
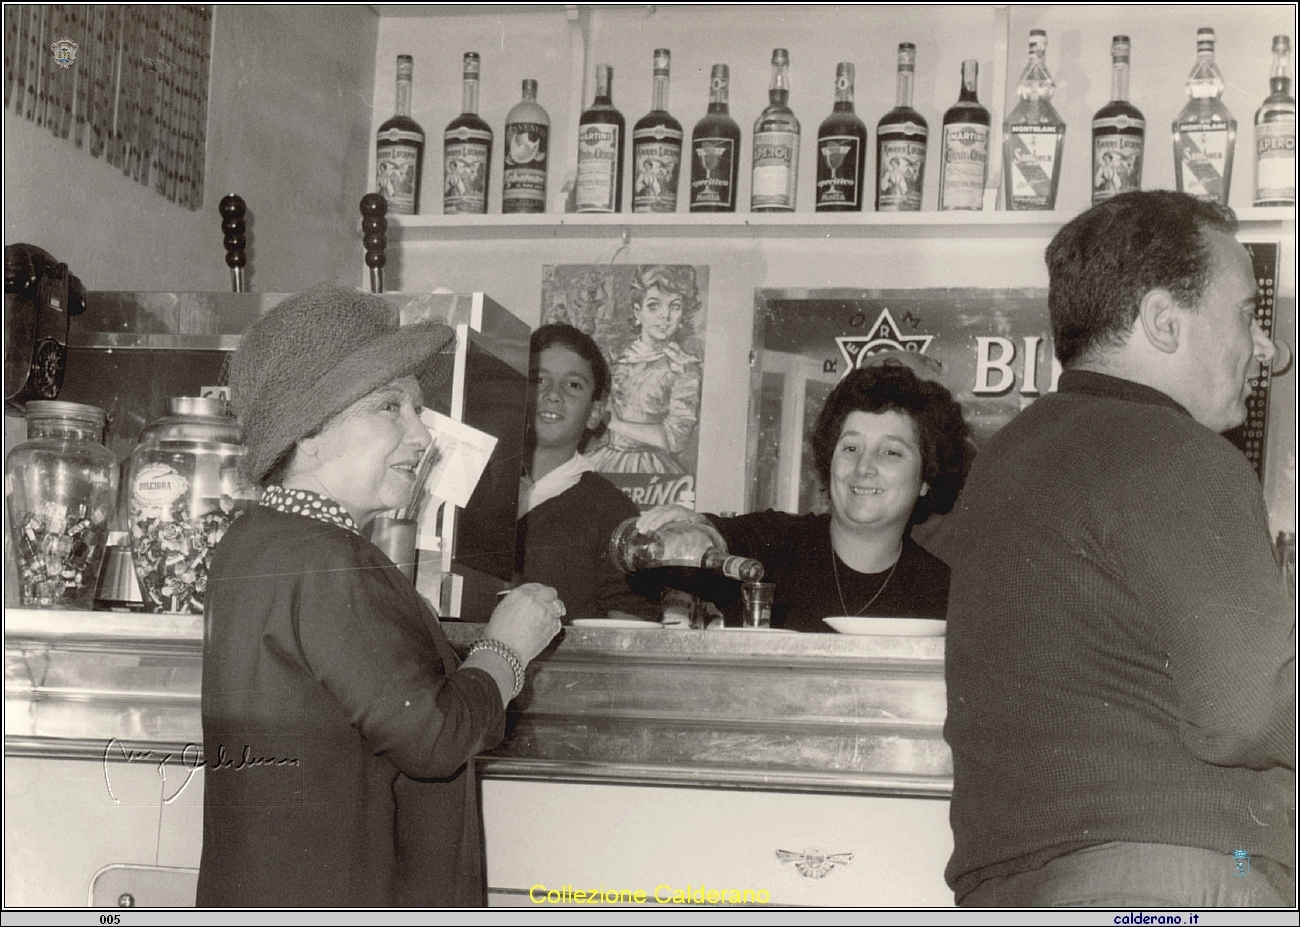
[941,190,1295,906]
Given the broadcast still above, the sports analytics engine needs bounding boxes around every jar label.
[132,463,188,511]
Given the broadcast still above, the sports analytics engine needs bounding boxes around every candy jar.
[4,401,118,608]
[126,397,257,613]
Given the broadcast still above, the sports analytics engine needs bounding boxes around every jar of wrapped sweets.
[5,401,118,608]
[126,397,257,614]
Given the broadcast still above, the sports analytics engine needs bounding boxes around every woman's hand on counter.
[484,583,564,665]
[636,504,708,535]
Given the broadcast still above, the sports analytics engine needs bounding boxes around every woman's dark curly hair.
[810,364,974,524]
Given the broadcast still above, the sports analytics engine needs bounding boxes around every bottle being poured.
[608,517,764,583]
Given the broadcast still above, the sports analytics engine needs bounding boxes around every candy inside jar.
[127,397,257,614]
[5,401,118,609]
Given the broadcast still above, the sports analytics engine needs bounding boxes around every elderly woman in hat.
[197,286,562,908]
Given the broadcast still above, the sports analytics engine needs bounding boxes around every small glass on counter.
[5,400,118,608]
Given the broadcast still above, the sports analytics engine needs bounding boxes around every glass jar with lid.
[5,400,118,608]
[126,397,257,613]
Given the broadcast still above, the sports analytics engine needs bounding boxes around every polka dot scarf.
[261,485,360,536]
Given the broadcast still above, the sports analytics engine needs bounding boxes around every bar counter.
[4,607,954,906]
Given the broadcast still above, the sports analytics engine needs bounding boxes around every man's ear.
[586,398,608,432]
[1137,288,1181,355]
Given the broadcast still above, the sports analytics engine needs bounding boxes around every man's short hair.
[1044,190,1238,367]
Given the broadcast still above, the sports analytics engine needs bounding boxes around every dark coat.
[197,507,505,907]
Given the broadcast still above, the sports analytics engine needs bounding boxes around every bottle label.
[1255,121,1296,204]
[1005,124,1063,209]
[443,128,492,214]
[815,134,862,208]
[751,130,799,209]
[877,137,927,210]
[1173,122,1231,202]
[632,129,683,212]
[503,121,549,213]
[1092,131,1144,202]
[690,136,736,209]
[576,123,620,212]
[376,137,421,215]
[939,122,989,210]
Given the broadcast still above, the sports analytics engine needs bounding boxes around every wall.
[3,5,381,293]
[374,4,1296,521]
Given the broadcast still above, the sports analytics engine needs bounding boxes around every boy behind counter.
[516,324,659,623]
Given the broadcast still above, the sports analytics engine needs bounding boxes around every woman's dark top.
[708,510,950,632]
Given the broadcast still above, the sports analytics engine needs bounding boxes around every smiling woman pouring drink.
[639,364,973,631]
[197,286,563,907]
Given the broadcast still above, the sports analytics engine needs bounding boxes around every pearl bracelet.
[468,638,526,701]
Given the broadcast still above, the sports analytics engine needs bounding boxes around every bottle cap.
[835,61,854,83]
[1273,35,1291,54]
[897,43,916,70]
[396,55,413,80]
[710,63,729,82]
[1111,35,1131,61]
[654,48,671,77]
[772,48,789,66]
[1196,27,1216,50]
[522,78,538,97]
[463,51,481,78]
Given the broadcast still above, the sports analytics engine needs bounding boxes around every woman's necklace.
[831,542,900,617]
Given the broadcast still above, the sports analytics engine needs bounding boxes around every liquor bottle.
[751,48,800,212]
[1091,36,1146,204]
[815,62,867,211]
[1003,30,1066,210]
[938,59,990,211]
[633,49,684,213]
[1172,28,1236,206]
[1255,35,1296,207]
[609,517,765,583]
[576,65,625,213]
[443,52,492,214]
[502,79,549,214]
[375,55,425,215]
[689,64,742,212]
[876,43,928,211]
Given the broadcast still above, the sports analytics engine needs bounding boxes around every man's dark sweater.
[941,370,1295,901]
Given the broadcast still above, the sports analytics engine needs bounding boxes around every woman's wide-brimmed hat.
[227,284,456,486]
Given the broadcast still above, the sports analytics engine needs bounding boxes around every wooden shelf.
[389,207,1296,241]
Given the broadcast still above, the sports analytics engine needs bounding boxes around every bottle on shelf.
[576,64,625,213]
[751,48,800,212]
[443,52,492,214]
[876,43,928,212]
[1091,36,1145,204]
[375,55,425,215]
[633,48,684,213]
[502,79,549,214]
[1255,34,1296,207]
[938,59,990,211]
[815,62,868,212]
[1003,30,1066,211]
[609,517,765,584]
[689,64,742,212]
[1172,28,1236,206]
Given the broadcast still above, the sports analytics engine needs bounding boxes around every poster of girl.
[540,263,709,509]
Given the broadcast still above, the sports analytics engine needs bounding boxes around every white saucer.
[823,616,946,637]
[570,618,663,629]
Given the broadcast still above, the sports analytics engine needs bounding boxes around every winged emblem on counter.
[775,846,855,880]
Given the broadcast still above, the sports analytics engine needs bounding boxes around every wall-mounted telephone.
[5,243,86,402]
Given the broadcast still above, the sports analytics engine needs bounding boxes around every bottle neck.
[958,63,979,102]
[394,76,412,118]
[594,69,613,106]
[834,81,855,111]
[769,65,790,106]
[895,66,913,108]
[1110,59,1130,102]
[652,72,670,112]
[461,76,479,116]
